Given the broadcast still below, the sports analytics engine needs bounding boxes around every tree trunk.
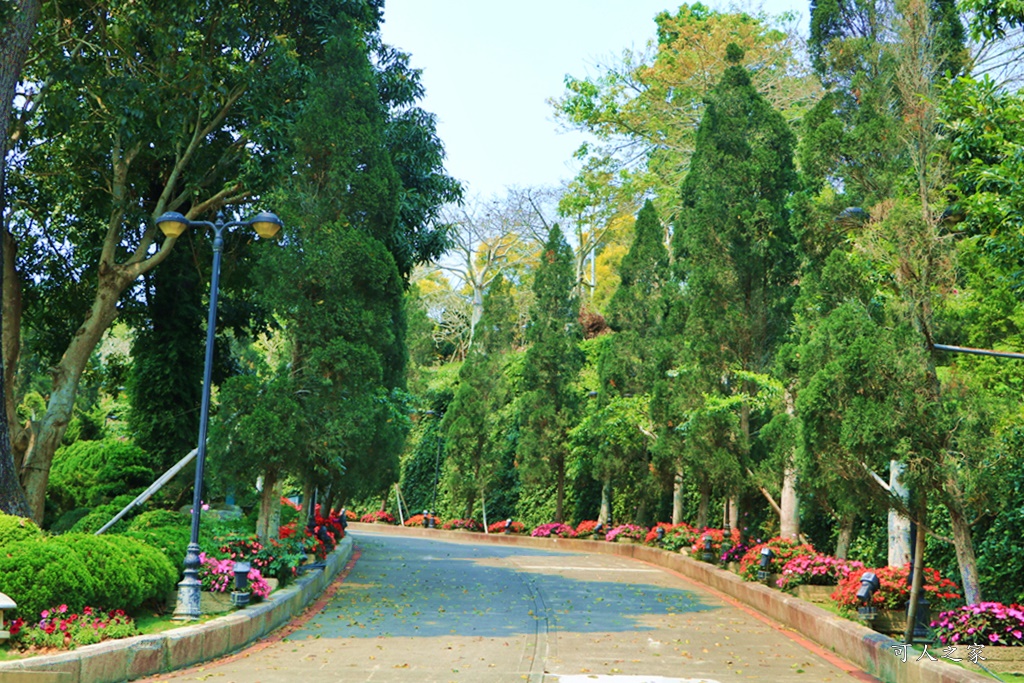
[672,470,684,524]
[780,459,800,540]
[887,460,911,566]
[599,475,612,525]
[835,513,854,559]
[728,496,739,531]
[555,454,565,523]
[946,484,982,605]
[256,469,278,541]
[0,0,42,518]
[903,503,928,645]
[696,480,710,529]
[20,269,127,521]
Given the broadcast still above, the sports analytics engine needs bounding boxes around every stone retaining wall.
[0,535,353,683]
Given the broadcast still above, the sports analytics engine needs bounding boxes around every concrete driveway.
[145,531,877,683]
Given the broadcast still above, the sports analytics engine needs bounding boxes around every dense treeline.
[397,1,1024,612]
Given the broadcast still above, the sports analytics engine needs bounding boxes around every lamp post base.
[173,573,202,621]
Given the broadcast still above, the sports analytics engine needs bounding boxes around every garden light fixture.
[231,561,251,608]
[656,526,665,541]
[856,571,881,621]
[169,209,282,621]
[757,547,774,582]
[0,592,15,641]
[504,518,513,534]
[702,535,714,563]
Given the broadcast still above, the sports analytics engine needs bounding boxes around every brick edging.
[350,522,990,683]
[0,535,354,683]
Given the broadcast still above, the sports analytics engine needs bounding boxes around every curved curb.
[0,535,353,683]
[351,523,990,683]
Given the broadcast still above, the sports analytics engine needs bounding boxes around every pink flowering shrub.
[530,523,576,538]
[198,552,272,599]
[606,524,645,542]
[360,510,396,524]
[9,605,138,650]
[775,554,865,590]
[932,603,1024,646]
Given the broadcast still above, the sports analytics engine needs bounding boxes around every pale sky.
[379,1,808,199]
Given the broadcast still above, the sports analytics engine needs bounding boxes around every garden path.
[144,532,878,682]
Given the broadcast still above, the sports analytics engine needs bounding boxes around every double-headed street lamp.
[160,210,282,621]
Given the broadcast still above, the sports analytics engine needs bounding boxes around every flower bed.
[738,537,816,581]
[660,524,699,552]
[776,554,865,591]
[487,520,525,534]
[9,606,138,651]
[441,518,482,532]
[530,523,576,538]
[932,602,1024,646]
[606,524,645,542]
[832,564,961,613]
[575,520,600,536]
[359,510,396,524]
[198,552,272,599]
[689,527,742,558]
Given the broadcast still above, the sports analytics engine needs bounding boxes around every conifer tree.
[584,200,672,523]
[671,44,798,528]
[518,226,583,522]
[441,276,515,520]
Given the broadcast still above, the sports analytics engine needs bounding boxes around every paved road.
[148,532,876,683]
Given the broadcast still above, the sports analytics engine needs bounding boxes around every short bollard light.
[339,508,348,531]
[721,523,732,556]
[702,535,714,563]
[0,592,16,641]
[856,571,881,621]
[231,561,251,608]
[422,510,430,528]
[656,526,665,542]
[757,547,774,582]
[504,518,513,534]
[428,511,437,528]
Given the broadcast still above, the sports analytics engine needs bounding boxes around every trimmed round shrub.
[49,507,92,534]
[49,438,154,515]
[124,526,191,570]
[67,494,138,534]
[0,539,95,620]
[47,534,178,613]
[0,513,44,548]
[48,534,144,612]
[128,509,190,531]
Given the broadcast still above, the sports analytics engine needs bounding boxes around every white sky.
[379,0,807,199]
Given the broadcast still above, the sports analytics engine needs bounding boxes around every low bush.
[48,439,154,516]
[832,564,961,613]
[775,554,865,590]
[932,602,1024,646]
[441,518,481,531]
[10,606,139,650]
[360,510,395,524]
[0,513,44,548]
[67,494,138,534]
[488,520,525,534]
[660,524,699,552]
[531,523,576,538]
[738,537,817,581]
[606,524,646,542]
[0,539,96,619]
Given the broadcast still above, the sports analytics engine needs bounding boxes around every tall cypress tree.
[441,276,515,519]
[587,200,672,523]
[671,45,798,525]
[518,226,583,522]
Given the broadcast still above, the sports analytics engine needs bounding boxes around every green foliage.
[48,439,154,519]
[66,494,139,534]
[0,513,44,547]
[128,244,204,476]
[518,226,584,521]
[0,539,97,620]
[47,534,177,614]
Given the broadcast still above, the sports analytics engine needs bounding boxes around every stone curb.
[0,535,353,683]
[350,522,990,683]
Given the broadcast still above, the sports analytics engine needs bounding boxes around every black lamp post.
[162,210,282,621]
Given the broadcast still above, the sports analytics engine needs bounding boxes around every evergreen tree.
[670,44,798,528]
[518,226,583,522]
[441,276,515,520]
[582,200,672,523]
